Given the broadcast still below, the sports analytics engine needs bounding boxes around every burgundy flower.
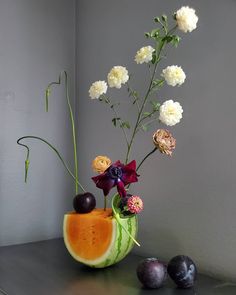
[92,160,139,198]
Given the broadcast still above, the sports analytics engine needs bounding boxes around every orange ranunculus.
[92,156,112,174]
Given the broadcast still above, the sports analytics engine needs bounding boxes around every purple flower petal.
[117,179,126,198]
[92,173,115,196]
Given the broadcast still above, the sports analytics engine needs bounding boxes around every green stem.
[17,136,86,192]
[104,195,107,211]
[127,82,141,112]
[125,41,165,164]
[124,25,177,164]
[137,148,157,172]
[103,95,129,148]
[111,194,140,247]
[46,71,79,194]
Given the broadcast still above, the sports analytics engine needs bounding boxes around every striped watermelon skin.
[63,212,138,268]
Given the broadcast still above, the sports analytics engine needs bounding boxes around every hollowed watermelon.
[63,208,138,268]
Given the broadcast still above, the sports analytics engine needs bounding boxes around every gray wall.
[77,0,236,281]
[0,0,76,245]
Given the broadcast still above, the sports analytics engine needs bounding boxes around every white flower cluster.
[161,65,186,87]
[159,100,183,126]
[107,66,129,89]
[135,46,155,64]
[89,66,129,99]
[176,6,198,33]
[89,81,108,99]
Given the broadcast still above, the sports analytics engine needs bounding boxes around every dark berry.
[73,192,96,213]
[136,258,167,289]
[167,255,197,288]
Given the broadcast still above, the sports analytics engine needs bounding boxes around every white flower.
[89,81,107,99]
[159,100,183,126]
[161,65,186,87]
[135,46,155,64]
[176,6,198,33]
[107,66,129,88]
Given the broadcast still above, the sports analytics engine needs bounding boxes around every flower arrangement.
[17,6,198,267]
[88,6,198,215]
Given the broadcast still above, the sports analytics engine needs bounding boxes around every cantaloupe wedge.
[63,208,138,268]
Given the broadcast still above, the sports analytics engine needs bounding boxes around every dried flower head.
[92,155,112,174]
[127,195,144,214]
[153,129,176,156]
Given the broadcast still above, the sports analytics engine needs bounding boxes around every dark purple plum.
[136,258,167,289]
[73,192,96,213]
[167,255,197,288]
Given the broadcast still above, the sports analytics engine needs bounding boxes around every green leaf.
[171,35,181,47]
[143,112,151,117]
[120,121,130,129]
[145,32,150,38]
[112,117,120,127]
[151,79,164,92]
[161,14,167,22]
[151,53,157,64]
[151,29,160,38]
[150,101,161,111]
[154,17,160,23]
[141,125,148,132]
[162,35,173,43]
[110,102,120,109]
[129,90,138,99]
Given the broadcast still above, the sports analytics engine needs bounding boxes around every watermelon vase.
[63,194,139,268]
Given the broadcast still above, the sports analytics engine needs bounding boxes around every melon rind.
[63,212,138,268]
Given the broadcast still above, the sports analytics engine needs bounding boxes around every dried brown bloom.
[152,129,176,156]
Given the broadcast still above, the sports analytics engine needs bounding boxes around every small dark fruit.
[167,255,197,288]
[136,258,167,289]
[73,192,96,213]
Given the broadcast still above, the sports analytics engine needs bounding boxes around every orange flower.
[152,129,176,156]
[92,156,112,174]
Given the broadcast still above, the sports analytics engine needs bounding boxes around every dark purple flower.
[92,160,139,198]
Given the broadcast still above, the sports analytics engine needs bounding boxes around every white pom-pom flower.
[89,81,108,99]
[107,66,129,89]
[175,6,198,33]
[159,100,183,126]
[161,65,186,87]
[135,46,155,64]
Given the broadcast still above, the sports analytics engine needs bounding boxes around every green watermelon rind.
[63,213,138,268]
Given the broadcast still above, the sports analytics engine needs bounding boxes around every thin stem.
[104,195,107,211]
[137,117,159,133]
[103,95,129,148]
[17,136,86,192]
[125,41,164,164]
[125,25,177,164]
[127,82,141,112]
[46,71,79,194]
[137,148,157,171]
[111,194,140,247]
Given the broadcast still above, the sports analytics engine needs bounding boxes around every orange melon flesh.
[65,209,113,260]
[63,208,138,268]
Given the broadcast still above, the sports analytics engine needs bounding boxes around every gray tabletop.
[0,239,236,295]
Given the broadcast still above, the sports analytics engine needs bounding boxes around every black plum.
[136,258,167,289]
[167,255,197,288]
[73,192,96,213]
